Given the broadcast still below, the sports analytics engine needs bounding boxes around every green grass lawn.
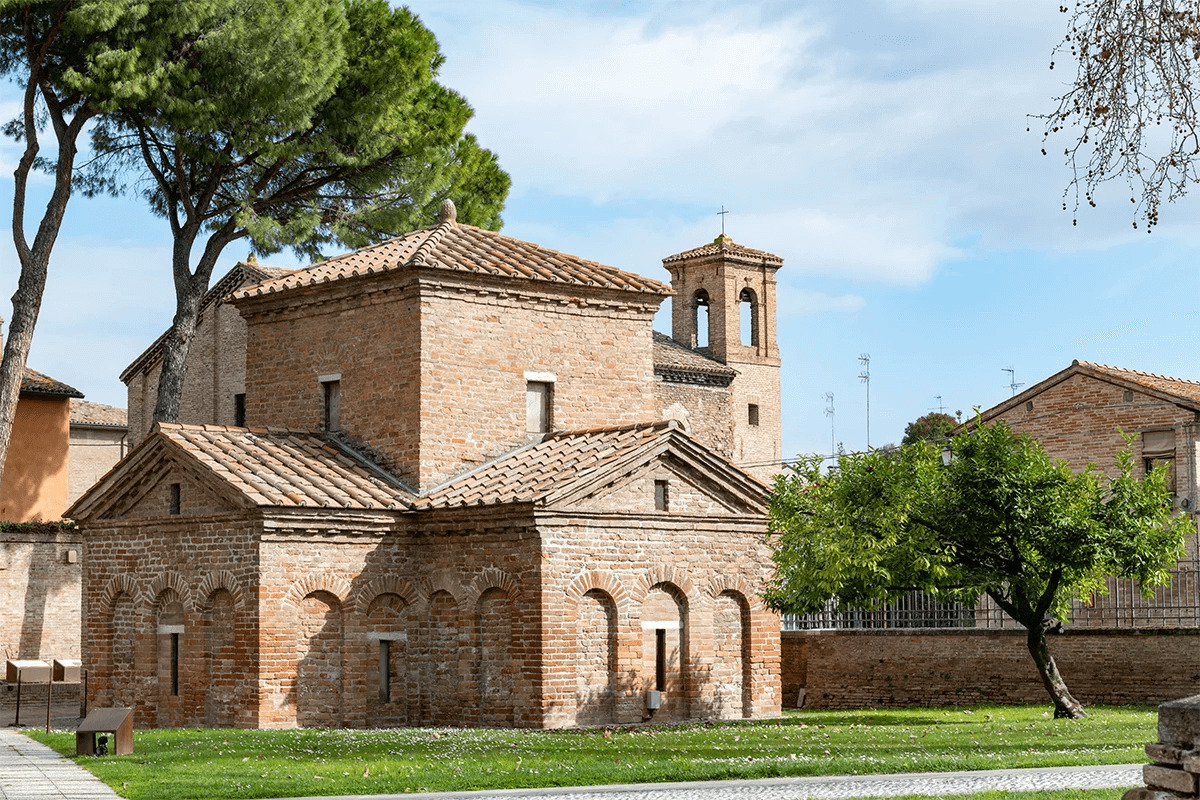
[25,704,1153,800]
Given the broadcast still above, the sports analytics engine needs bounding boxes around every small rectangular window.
[526,381,552,434]
[169,483,181,516]
[234,393,246,427]
[379,640,391,703]
[323,379,341,432]
[748,404,760,427]
[654,479,669,511]
[655,628,666,692]
[170,632,180,696]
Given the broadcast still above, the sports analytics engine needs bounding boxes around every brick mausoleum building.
[69,201,784,729]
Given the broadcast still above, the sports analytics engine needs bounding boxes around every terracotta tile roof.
[120,262,295,382]
[21,368,83,398]
[69,399,127,428]
[158,423,413,510]
[419,421,678,510]
[1074,360,1200,405]
[662,234,783,267]
[232,222,671,301]
[652,331,736,384]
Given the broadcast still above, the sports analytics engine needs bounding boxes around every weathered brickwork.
[784,629,1200,709]
[67,426,126,504]
[654,380,732,457]
[0,525,81,660]
[79,220,784,730]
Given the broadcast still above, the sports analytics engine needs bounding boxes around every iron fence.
[785,530,1200,631]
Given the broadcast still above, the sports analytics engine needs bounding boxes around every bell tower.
[662,234,782,481]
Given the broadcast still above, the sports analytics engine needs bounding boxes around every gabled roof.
[68,423,414,520]
[119,262,294,383]
[69,399,127,428]
[231,221,671,301]
[662,234,783,268]
[977,359,1200,424]
[417,420,767,512]
[652,331,737,385]
[21,368,83,398]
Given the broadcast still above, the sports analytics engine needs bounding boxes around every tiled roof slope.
[418,422,678,509]
[120,261,294,382]
[22,368,83,398]
[70,399,127,428]
[233,222,671,300]
[652,331,736,382]
[1076,360,1200,405]
[975,359,1200,426]
[662,234,782,267]
[157,423,412,510]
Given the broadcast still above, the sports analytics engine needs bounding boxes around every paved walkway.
[0,728,119,799]
[0,726,1142,800]
[274,764,1144,800]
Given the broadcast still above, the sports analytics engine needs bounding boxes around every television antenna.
[823,392,835,458]
[1003,366,1024,397]
[858,354,871,448]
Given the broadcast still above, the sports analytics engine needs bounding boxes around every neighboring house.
[71,202,785,730]
[975,359,1200,628]
[68,399,128,505]
[0,368,84,522]
[0,368,85,663]
[121,259,295,445]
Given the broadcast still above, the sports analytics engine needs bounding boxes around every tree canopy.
[79,0,509,423]
[901,412,958,446]
[765,420,1190,717]
[1041,0,1200,230]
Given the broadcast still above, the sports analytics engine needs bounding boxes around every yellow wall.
[0,394,70,521]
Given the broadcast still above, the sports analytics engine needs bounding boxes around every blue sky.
[2,1,1199,462]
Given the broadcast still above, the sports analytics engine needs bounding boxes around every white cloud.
[778,286,865,316]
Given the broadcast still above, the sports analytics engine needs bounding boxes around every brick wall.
[68,427,126,504]
[654,379,732,457]
[0,525,80,660]
[126,302,251,445]
[784,629,1200,709]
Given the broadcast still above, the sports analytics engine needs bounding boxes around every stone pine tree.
[765,420,1190,718]
[1041,0,1200,230]
[0,1,278,486]
[901,412,958,446]
[82,0,510,424]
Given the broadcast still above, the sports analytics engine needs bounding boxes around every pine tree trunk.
[151,277,205,424]
[0,251,51,481]
[1026,625,1085,719]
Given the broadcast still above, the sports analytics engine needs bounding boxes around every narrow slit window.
[234,393,246,427]
[748,404,760,427]
[526,381,553,434]
[379,639,391,703]
[654,480,669,512]
[170,632,180,696]
[323,379,341,432]
[169,483,181,516]
[655,628,666,692]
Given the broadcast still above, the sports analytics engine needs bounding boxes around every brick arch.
[565,569,629,610]
[632,565,696,607]
[196,571,247,610]
[420,569,464,607]
[707,575,765,611]
[283,572,351,608]
[462,567,521,610]
[96,574,144,614]
[348,576,421,616]
[147,572,193,612]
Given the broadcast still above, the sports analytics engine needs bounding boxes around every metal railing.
[785,530,1200,631]
[782,590,976,631]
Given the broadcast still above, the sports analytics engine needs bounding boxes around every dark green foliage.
[901,412,958,445]
[766,420,1190,716]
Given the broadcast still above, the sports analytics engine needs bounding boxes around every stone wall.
[784,629,1200,709]
[0,524,80,661]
